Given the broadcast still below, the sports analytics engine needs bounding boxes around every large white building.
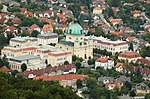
[95,57,114,69]
[89,36,129,54]
[37,33,58,45]
[1,36,72,72]
[9,37,38,47]
[9,55,46,72]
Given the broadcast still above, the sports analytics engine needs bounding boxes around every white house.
[95,57,114,69]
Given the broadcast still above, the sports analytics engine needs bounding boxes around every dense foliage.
[0,72,80,99]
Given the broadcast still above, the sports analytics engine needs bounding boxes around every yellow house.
[93,7,102,15]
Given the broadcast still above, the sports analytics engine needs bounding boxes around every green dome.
[67,23,84,35]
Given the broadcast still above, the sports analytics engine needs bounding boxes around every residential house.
[12,17,21,26]
[95,57,114,69]
[126,36,139,43]
[34,10,53,18]
[29,24,41,34]
[115,62,125,73]
[143,74,150,81]
[93,7,103,15]
[110,19,123,26]
[34,74,88,89]
[135,83,150,95]
[0,13,9,24]
[98,77,114,84]
[20,8,27,14]
[41,24,53,34]
[17,64,76,78]
[0,66,11,73]
[26,11,33,17]
[136,58,150,66]
[131,10,141,18]
[4,26,18,37]
[144,24,150,32]
[118,51,141,63]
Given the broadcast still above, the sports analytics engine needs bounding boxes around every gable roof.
[0,66,11,72]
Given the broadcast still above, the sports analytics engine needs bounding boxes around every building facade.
[91,36,128,54]
[95,57,114,69]
[37,33,58,45]
[57,21,93,59]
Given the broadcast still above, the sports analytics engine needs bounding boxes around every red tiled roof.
[115,62,124,68]
[20,8,27,13]
[131,10,141,15]
[110,19,123,24]
[34,74,88,81]
[93,7,102,10]
[30,24,39,30]
[119,51,141,58]
[42,24,53,31]
[0,66,11,72]
[26,11,33,17]
[136,58,150,66]
[96,57,108,62]
[126,36,137,42]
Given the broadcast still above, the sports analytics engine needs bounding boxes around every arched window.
[80,30,83,34]
[69,29,72,34]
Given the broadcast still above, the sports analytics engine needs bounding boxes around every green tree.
[72,55,77,62]
[21,63,27,72]
[75,61,81,69]
[64,61,69,65]
[145,93,150,99]
[76,79,82,89]
[0,4,3,11]
[31,30,39,37]
[128,42,134,51]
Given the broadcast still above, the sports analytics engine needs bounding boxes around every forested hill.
[0,72,80,99]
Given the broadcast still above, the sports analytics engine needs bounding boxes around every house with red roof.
[126,36,139,43]
[34,10,53,18]
[17,64,76,78]
[95,56,114,69]
[118,51,141,63]
[131,10,141,17]
[4,26,18,37]
[29,24,41,34]
[26,11,33,17]
[110,19,123,26]
[0,66,11,73]
[115,62,124,73]
[34,74,88,89]
[93,7,103,14]
[20,8,27,14]
[144,24,150,32]
[0,13,9,24]
[41,24,53,34]
[12,17,21,26]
